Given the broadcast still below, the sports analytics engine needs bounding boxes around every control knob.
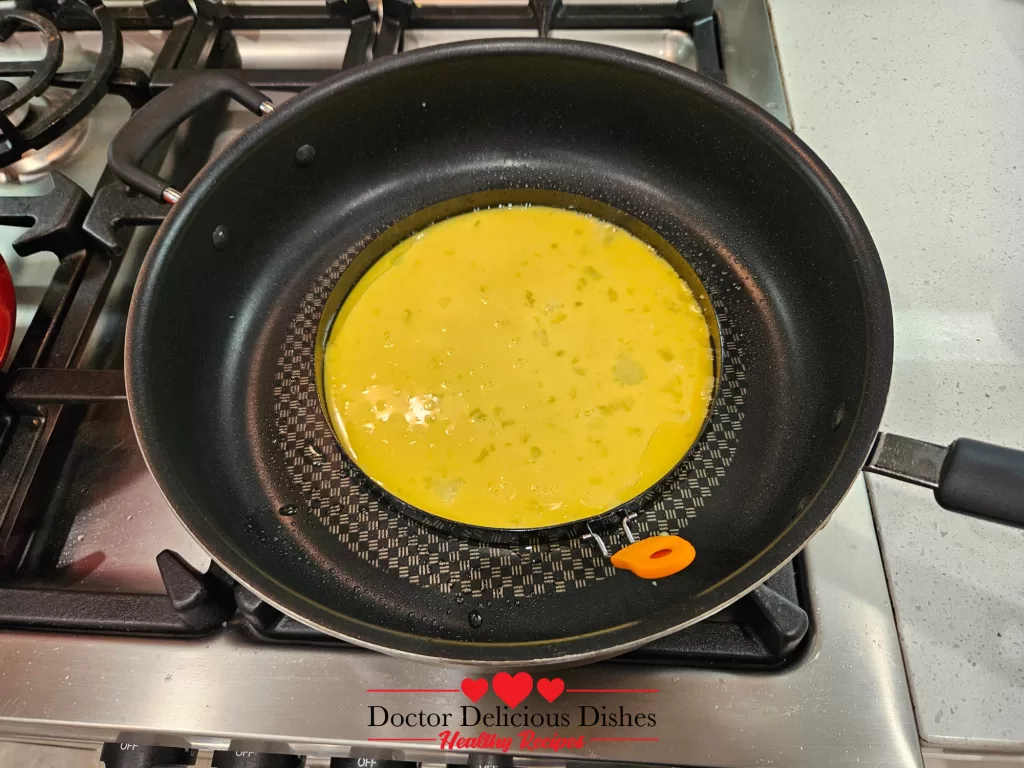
[330,759,417,768]
[212,750,305,767]
[100,743,196,768]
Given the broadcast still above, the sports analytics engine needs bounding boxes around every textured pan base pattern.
[273,253,746,598]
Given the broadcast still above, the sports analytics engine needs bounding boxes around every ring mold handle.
[585,513,697,580]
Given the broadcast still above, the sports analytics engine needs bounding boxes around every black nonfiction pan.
[111,41,1024,666]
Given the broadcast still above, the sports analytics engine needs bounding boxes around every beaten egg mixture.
[323,206,714,530]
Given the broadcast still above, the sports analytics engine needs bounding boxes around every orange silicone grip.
[609,535,696,579]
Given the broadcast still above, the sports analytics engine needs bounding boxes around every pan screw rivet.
[278,504,300,516]
[295,144,316,167]
[212,225,229,250]
[468,610,483,629]
[832,404,846,431]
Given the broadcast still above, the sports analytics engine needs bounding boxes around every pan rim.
[125,37,894,665]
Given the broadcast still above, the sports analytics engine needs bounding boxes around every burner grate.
[0,0,123,168]
[374,0,723,81]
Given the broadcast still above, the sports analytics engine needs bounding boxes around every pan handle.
[108,73,273,205]
[866,433,1024,528]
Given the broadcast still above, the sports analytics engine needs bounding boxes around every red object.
[536,677,565,703]
[460,677,489,703]
[0,256,15,366]
[491,671,533,708]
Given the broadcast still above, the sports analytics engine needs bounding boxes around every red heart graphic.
[536,677,565,703]
[491,671,533,708]
[460,677,489,703]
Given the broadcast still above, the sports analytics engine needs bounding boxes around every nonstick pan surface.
[123,40,892,665]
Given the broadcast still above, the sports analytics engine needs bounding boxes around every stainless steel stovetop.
[0,1,922,766]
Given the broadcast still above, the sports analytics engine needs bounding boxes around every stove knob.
[451,755,513,768]
[100,743,196,768]
[212,750,305,767]
[330,759,418,768]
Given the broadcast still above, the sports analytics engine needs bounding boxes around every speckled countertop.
[768,0,1024,750]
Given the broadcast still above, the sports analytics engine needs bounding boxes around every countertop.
[768,0,1024,750]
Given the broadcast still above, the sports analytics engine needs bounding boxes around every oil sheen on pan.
[322,206,715,530]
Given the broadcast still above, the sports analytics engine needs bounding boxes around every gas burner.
[0,91,89,183]
[0,0,121,168]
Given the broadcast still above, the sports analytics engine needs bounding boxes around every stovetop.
[0,1,921,766]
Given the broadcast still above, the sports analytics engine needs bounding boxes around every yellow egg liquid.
[323,206,715,530]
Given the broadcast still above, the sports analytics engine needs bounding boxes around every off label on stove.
[330,759,417,768]
[212,748,304,767]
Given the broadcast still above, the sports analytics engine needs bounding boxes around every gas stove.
[0,2,921,766]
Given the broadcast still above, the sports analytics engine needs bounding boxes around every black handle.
[867,433,1024,528]
[108,72,271,204]
[936,438,1024,526]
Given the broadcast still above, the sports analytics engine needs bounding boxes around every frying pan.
[109,40,1024,666]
